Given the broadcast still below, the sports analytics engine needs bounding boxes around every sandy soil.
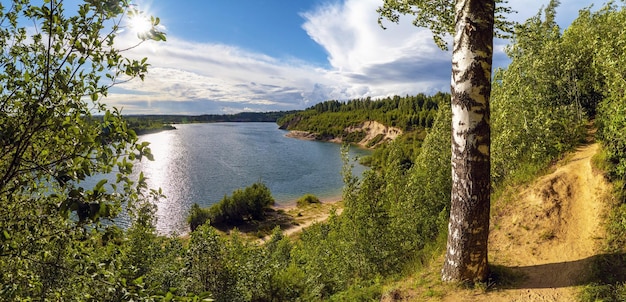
[261,139,611,301]
[256,196,344,242]
[440,142,612,301]
[285,120,403,148]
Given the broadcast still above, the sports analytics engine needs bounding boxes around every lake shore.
[258,194,345,242]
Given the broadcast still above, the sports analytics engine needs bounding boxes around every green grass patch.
[296,193,321,207]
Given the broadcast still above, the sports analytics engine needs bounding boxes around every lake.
[127,122,369,234]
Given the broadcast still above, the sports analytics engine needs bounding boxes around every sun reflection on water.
[127,123,371,235]
[137,131,188,234]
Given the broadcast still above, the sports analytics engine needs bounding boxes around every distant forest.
[124,111,294,134]
[277,92,447,137]
[125,93,448,137]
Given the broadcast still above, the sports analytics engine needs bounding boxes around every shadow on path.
[493,253,626,289]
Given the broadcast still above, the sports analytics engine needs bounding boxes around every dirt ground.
[440,142,612,301]
[232,196,345,242]
[252,141,612,301]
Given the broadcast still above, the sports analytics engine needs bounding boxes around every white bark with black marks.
[441,0,494,283]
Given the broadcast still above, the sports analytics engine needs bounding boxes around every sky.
[106,0,609,115]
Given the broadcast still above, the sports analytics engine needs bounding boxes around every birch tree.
[378,0,513,282]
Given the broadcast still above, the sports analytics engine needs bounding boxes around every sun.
[128,11,153,37]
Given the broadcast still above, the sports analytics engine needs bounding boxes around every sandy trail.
[256,196,344,243]
[259,142,611,301]
[445,143,611,301]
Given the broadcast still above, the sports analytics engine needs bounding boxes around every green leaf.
[95,179,108,190]
[163,292,174,301]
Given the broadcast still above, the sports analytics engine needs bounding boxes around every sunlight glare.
[128,11,153,37]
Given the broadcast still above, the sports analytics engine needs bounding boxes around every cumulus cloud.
[105,0,607,114]
[301,0,451,96]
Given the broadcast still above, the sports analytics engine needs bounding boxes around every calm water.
[128,123,369,234]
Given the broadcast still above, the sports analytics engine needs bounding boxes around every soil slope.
[383,142,613,301]
[285,120,402,148]
[443,143,612,301]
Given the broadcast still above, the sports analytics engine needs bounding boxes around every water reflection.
[136,131,189,233]
[132,123,370,234]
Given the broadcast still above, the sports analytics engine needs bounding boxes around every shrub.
[188,203,212,231]
[187,182,275,230]
[296,194,321,207]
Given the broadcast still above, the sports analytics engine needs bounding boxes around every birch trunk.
[441,0,494,282]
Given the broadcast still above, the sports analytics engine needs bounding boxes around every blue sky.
[108,0,609,114]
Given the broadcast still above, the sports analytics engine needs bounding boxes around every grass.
[296,193,321,207]
[491,159,554,212]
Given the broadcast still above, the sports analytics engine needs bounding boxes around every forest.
[2,1,626,301]
[277,93,443,135]
[124,111,291,135]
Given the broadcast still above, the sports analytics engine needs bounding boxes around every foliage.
[0,0,178,300]
[580,5,626,300]
[183,224,240,301]
[284,105,452,299]
[296,193,321,207]
[188,182,275,230]
[593,4,626,196]
[376,0,515,49]
[188,203,213,232]
[277,93,445,137]
[363,129,427,172]
[490,0,588,183]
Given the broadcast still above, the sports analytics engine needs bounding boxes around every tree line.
[124,111,292,135]
[3,0,626,300]
[277,93,446,139]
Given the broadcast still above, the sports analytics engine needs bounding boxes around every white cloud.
[106,32,344,113]
[105,0,609,114]
[301,0,451,96]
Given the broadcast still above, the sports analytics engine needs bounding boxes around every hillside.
[383,141,614,301]
[277,93,446,146]
[285,120,403,148]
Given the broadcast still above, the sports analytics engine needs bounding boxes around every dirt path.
[256,197,344,243]
[443,143,611,301]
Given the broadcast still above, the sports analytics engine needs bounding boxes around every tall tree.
[378,0,512,282]
[0,0,165,299]
[443,0,493,282]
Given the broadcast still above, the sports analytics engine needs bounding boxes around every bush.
[188,182,275,229]
[188,203,212,231]
[343,130,366,143]
[296,194,321,207]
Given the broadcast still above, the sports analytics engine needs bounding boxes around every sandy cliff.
[284,120,402,148]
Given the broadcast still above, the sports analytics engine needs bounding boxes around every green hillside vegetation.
[4,1,626,301]
[278,93,444,139]
[278,93,446,170]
